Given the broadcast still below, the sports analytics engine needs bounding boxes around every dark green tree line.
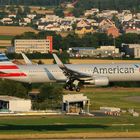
[0,80,28,98]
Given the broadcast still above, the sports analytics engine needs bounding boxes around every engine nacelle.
[94,77,109,86]
[85,77,109,86]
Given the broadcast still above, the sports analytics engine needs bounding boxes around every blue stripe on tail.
[0,53,9,62]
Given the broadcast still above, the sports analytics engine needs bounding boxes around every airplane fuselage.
[4,63,140,83]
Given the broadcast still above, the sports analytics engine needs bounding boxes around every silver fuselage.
[4,63,140,83]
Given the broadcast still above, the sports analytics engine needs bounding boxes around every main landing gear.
[64,79,81,92]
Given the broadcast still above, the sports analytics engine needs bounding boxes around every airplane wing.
[21,53,32,65]
[53,54,92,81]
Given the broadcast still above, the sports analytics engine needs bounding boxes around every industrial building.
[68,46,120,58]
[0,96,31,112]
[122,43,140,58]
[14,36,53,54]
[62,94,90,114]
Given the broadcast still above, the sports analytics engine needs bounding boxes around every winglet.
[21,53,32,65]
[52,53,64,68]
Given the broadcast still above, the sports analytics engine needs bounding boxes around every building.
[15,36,53,53]
[99,19,120,37]
[0,96,31,112]
[68,47,96,57]
[75,20,94,35]
[106,26,120,38]
[68,46,120,58]
[122,44,140,58]
[1,18,13,24]
[62,94,90,114]
[97,46,120,57]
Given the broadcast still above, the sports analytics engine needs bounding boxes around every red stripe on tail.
[0,65,18,69]
[0,73,26,77]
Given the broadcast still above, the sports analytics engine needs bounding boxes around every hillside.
[0,0,139,10]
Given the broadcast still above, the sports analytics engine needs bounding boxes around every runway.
[38,138,140,140]
[49,138,140,140]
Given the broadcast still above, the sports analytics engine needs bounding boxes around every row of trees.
[73,0,140,17]
[0,79,63,110]
[0,0,139,10]
[32,84,63,110]
[0,0,72,6]
[12,31,140,51]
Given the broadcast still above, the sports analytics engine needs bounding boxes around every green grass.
[88,91,140,110]
[0,87,140,134]
[0,35,14,40]
[66,88,140,111]
[0,115,139,134]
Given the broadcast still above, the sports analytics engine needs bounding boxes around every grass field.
[65,87,140,111]
[0,115,139,135]
[0,87,139,138]
[0,26,38,36]
[0,35,14,40]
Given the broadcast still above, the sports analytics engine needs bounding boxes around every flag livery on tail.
[0,53,26,77]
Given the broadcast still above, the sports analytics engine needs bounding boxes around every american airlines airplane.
[0,53,139,92]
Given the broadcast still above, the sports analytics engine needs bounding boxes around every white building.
[84,8,99,17]
[15,38,52,53]
[23,18,31,23]
[0,96,31,112]
[99,46,119,54]
[27,14,36,19]
[62,94,90,113]
[1,18,13,24]
[122,44,140,58]
[8,14,16,18]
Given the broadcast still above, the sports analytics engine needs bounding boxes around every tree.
[32,83,63,110]
[0,80,28,98]
[39,83,63,102]
[54,6,64,17]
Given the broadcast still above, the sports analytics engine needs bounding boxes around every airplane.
[0,52,140,92]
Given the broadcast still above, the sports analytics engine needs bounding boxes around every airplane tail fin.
[52,53,65,68]
[0,53,27,79]
[0,53,12,64]
[0,53,18,69]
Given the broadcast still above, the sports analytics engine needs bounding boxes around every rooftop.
[63,94,89,103]
[0,96,29,101]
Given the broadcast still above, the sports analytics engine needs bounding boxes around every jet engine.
[85,77,109,86]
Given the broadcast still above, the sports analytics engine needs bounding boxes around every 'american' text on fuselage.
[93,66,135,74]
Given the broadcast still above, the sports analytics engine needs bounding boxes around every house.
[27,14,36,19]
[45,15,60,22]
[107,26,120,38]
[75,20,94,35]
[44,25,61,32]
[19,18,31,26]
[84,8,99,17]
[8,14,16,18]
[99,19,115,31]
[66,3,74,8]
[23,18,31,23]
[136,13,140,19]
[123,19,140,34]
[75,26,94,35]
[38,23,45,30]
[60,24,72,31]
[97,10,118,19]
[1,18,13,24]
[123,13,133,22]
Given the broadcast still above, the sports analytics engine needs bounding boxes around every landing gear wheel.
[65,85,69,90]
[76,87,80,92]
